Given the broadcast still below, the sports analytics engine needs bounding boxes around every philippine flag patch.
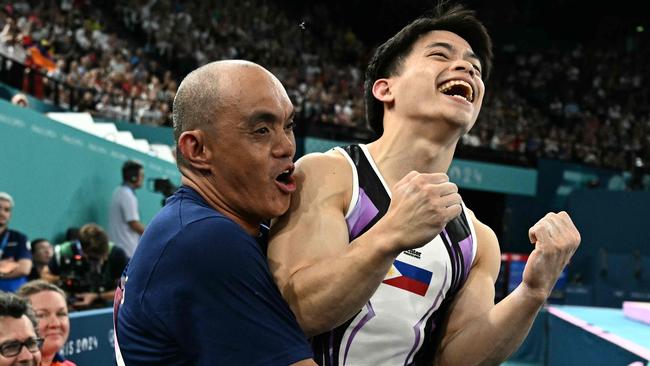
[382,260,433,296]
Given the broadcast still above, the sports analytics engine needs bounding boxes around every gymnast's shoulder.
[291,150,353,206]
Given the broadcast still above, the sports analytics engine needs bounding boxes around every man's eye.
[285,121,297,130]
[255,127,270,135]
[430,52,449,58]
[2,342,21,353]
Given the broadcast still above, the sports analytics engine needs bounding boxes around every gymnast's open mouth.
[438,79,474,103]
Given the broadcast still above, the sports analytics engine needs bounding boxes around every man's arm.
[435,211,580,366]
[72,290,116,309]
[1,235,33,278]
[40,269,59,283]
[269,152,463,336]
[0,259,17,277]
[128,220,145,235]
[0,258,31,278]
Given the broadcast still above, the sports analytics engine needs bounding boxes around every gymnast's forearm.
[436,284,545,366]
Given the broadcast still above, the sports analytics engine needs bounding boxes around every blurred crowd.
[0,0,175,124]
[0,0,648,172]
[465,43,650,172]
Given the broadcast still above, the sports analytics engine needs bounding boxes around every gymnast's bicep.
[268,152,352,293]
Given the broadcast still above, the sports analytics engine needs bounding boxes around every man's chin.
[268,202,291,219]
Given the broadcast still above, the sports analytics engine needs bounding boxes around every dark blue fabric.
[116,186,312,365]
[0,228,30,292]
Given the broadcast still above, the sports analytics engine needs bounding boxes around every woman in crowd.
[18,280,76,366]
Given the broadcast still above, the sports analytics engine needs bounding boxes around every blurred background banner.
[0,98,180,242]
[63,308,114,366]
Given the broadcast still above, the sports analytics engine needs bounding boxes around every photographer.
[152,177,178,207]
[47,223,128,310]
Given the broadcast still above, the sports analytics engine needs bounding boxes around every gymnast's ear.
[372,78,394,104]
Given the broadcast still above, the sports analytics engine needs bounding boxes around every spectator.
[10,93,28,107]
[0,192,32,293]
[108,161,145,258]
[27,239,52,281]
[0,291,41,366]
[48,223,128,310]
[18,281,75,366]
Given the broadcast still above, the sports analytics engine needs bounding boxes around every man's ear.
[178,130,212,170]
[372,78,394,103]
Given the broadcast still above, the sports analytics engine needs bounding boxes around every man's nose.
[272,131,296,159]
[450,59,476,78]
[14,343,37,361]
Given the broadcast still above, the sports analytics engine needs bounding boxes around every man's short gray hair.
[0,192,14,207]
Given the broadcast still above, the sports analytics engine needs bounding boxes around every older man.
[0,193,32,293]
[0,292,42,366]
[114,60,314,365]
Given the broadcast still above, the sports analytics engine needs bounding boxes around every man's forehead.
[418,30,473,51]
[0,316,35,340]
[231,76,291,115]
[34,241,51,249]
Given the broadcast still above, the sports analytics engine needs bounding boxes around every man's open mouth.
[275,167,294,185]
[438,79,474,102]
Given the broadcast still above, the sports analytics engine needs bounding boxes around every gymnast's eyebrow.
[425,41,481,64]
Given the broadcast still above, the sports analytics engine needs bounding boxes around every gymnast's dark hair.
[364,2,493,137]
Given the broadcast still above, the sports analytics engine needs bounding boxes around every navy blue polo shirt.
[0,228,31,292]
[116,186,312,365]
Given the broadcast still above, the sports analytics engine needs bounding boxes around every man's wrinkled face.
[204,67,297,223]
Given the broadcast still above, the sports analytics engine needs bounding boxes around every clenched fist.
[378,171,463,254]
[522,211,581,300]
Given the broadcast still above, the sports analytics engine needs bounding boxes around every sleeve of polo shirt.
[14,233,31,260]
[145,216,313,366]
